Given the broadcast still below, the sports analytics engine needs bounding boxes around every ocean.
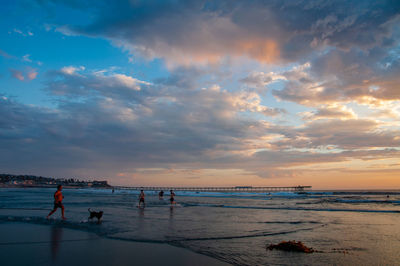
[0,188,399,265]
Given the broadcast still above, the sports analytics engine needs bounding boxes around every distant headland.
[0,174,111,188]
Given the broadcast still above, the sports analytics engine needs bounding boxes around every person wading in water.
[169,190,176,206]
[138,189,145,208]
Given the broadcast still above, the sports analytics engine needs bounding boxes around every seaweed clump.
[267,241,314,253]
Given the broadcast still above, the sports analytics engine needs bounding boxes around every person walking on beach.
[159,190,164,200]
[47,185,66,220]
[169,190,176,206]
[138,190,145,208]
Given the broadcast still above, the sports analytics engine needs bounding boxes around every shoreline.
[0,221,230,266]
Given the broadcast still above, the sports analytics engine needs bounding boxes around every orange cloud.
[237,39,280,63]
[10,68,38,81]
[27,70,38,80]
[11,69,24,81]
[125,37,281,68]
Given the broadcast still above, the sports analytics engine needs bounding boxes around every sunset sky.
[1,0,400,189]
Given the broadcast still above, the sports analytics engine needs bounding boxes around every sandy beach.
[0,222,229,266]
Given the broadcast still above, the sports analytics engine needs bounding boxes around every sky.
[1,0,400,189]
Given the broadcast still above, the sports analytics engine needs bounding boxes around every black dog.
[88,208,103,223]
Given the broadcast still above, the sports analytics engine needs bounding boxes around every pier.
[114,185,312,193]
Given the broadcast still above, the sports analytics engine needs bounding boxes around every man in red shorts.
[47,185,66,220]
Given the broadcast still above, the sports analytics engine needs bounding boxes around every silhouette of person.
[169,190,176,206]
[138,190,145,208]
[47,185,66,220]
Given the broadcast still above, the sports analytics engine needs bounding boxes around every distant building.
[0,174,111,188]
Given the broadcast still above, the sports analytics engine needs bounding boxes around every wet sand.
[0,222,229,266]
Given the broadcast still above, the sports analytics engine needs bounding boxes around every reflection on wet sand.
[138,207,145,217]
[51,226,63,262]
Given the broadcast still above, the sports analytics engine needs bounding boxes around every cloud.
[27,70,38,80]
[112,74,147,91]
[10,69,24,81]
[9,68,38,81]
[0,49,42,67]
[0,66,289,176]
[13,28,23,35]
[300,105,357,121]
[60,66,85,75]
[154,66,210,90]
[48,66,150,97]
[271,62,347,106]
[2,66,400,180]
[36,1,400,124]
[0,49,13,59]
[47,66,284,117]
[22,54,32,62]
[263,45,400,110]
[44,0,400,67]
[12,28,34,36]
[270,118,400,150]
[229,90,286,116]
[308,47,400,103]
[245,148,400,179]
[240,71,286,93]
[370,108,399,119]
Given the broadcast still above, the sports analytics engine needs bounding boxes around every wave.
[182,202,400,213]
[2,202,398,214]
[0,207,50,211]
[152,226,321,242]
[334,199,400,204]
[259,221,322,225]
[305,198,400,205]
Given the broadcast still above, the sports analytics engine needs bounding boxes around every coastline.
[0,222,230,266]
[0,184,112,189]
